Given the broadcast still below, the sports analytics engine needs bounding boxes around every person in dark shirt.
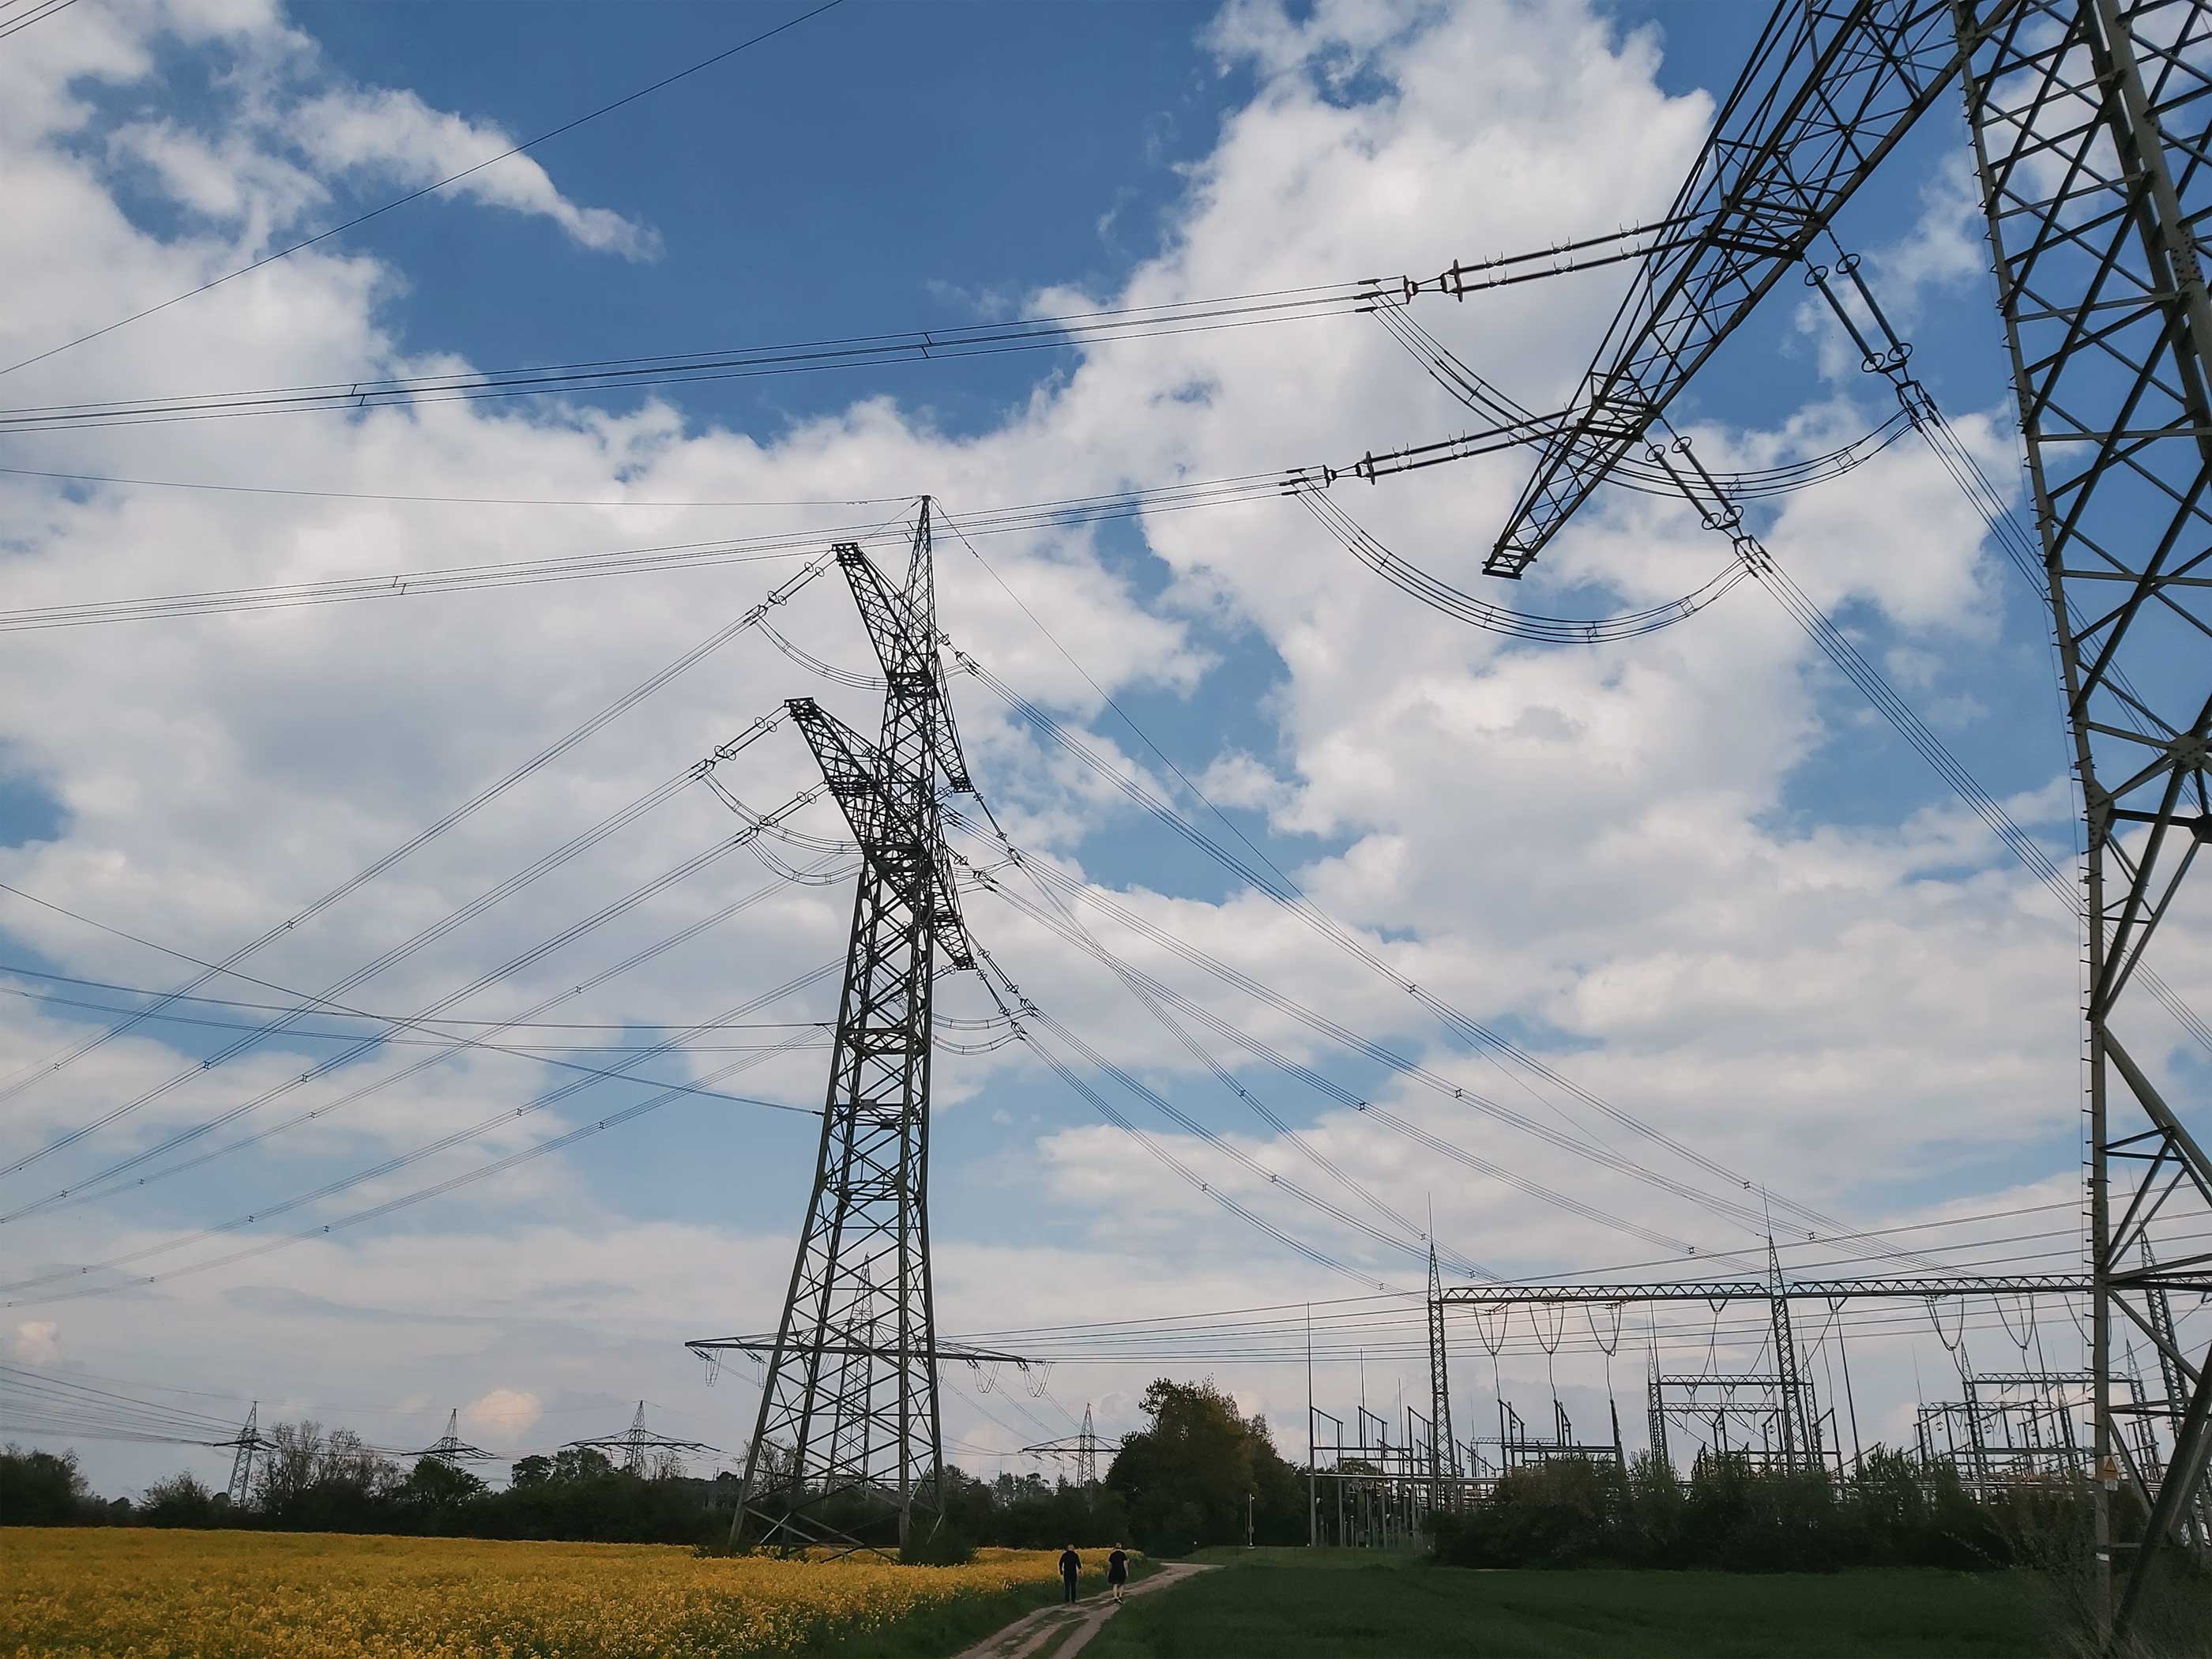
[1106,1544,1129,1603]
[1058,1544,1081,1603]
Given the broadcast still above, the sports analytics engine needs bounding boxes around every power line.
[0,285,1385,434]
[0,0,852,380]
[0,0,78,46]
[0,555,832,1131]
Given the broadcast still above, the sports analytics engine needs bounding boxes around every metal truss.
[1953,0,2212,1627]
[222,1401,261,1505]
[1486,0,1984,575]
[717,501,976,1557]
[1417,0,2212,1630]
[1427,1243,1458,1491]
[1435,1273,2097,1306]
[1650,1369,1842,1479]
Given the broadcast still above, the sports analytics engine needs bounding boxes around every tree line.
[2,1376,1307,1556]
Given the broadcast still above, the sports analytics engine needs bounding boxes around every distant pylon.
[224,1401,262,1505]
[562,1401,717,1476]
[412,1409,496,1466]
[1020,1404,1114,1485]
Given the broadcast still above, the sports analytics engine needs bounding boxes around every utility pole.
[1307,1304,1318,1548]
[728,501,976,1557]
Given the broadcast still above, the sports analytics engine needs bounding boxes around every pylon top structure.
[562,1401,721,1477]
[412,1408,496,1466]
[1425,0,2212,1637]
[706,498,979,1557]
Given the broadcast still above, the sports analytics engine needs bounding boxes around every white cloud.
[12,1319,60,1364]
[289,88,661,261]
[462,1386,543,1440]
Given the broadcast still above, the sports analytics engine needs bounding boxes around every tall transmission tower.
[224,1401,262,1506]
[723,499,977,1556]
[1453,0,2212,1634]
[1426,1241,1457,1497]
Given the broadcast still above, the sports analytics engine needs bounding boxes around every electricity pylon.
[412,1409,496,1467]
[1425,1242,1457,1498]
[563,1402,720,1477]
[1465,0,2212,1635]
[728,499,977,1556]
[224,1401,262,1506]
[1021,1403,1105,1486]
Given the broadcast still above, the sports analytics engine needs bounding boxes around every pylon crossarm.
[1487,0,1992,575]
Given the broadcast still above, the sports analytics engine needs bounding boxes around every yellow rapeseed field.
[0,1529,1099,1658]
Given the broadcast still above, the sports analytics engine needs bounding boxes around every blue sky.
[0,0,2199,1497]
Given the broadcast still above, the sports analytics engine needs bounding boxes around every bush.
[141,1473,222,1528]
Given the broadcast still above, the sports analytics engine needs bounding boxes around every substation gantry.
[1307,1397,1443,1549]
[1364,0,2212,1636]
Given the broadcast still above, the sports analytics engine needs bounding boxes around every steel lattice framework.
[1462,0,2212,1632]
[725,502,976,1556]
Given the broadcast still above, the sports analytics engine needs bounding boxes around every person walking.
[1106,1544,1129,1604]
[1058,1544,1081,1604]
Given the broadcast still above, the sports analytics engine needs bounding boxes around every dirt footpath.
[951,1563,1213,1659]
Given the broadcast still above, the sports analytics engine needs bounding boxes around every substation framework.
[1429,1272,2212,1525]
[1386,0,2212,1635]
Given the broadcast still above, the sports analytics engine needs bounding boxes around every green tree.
[509,1454,555,1488]
[0,1444,93,1524]
[397,1457,487,1512]
[1105,1378,1302,1555]
[141,1471,221,1527]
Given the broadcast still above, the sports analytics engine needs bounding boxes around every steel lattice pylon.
[224,1401,261,1507]
[1461,0,2212,1634]
[731,500,975,1556]
[1955,1,2212,1627]
[1425,1242,1458,1500]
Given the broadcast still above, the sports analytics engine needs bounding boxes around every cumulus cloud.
[289,88,661,261]
[463,1387,543,1440]
[12,1320,61,1364]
